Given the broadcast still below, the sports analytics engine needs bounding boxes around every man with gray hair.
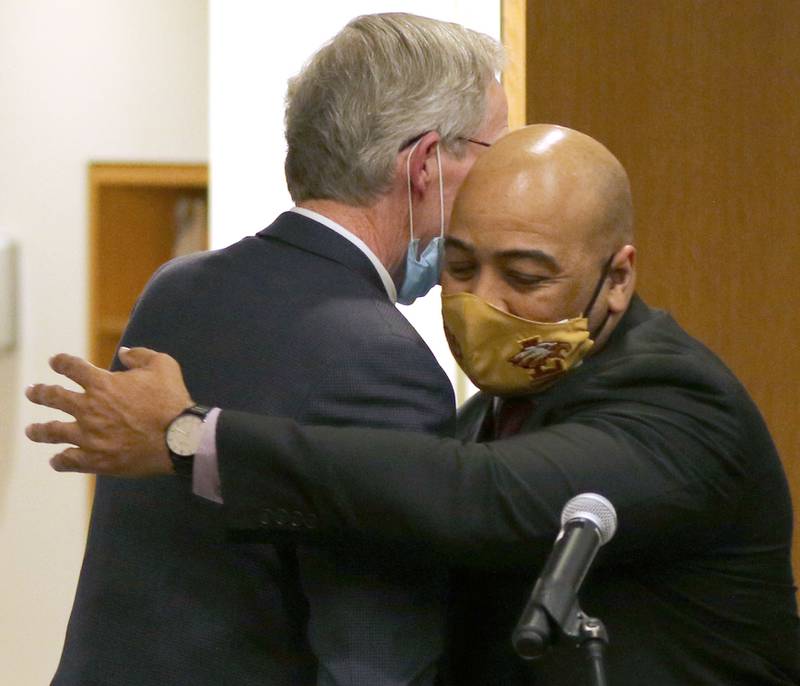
[47,13,507,686]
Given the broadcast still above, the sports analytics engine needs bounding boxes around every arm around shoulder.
[216,350,751,570]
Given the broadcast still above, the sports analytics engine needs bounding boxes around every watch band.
[181,404,212,421]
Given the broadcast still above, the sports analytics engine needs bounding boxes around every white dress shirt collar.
[289,206,397,303]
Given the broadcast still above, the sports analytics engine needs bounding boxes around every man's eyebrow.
[444,236,473,252]
[496,249,561,272]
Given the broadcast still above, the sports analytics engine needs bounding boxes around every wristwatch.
[165,404,212,477]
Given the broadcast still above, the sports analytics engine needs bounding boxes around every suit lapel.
[257,212,388,297]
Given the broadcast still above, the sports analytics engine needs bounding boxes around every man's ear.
[607,244,636,314]
[406,131,442,198]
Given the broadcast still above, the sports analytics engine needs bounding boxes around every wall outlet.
[0,238,17,351]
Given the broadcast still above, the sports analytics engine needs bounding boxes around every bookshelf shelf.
[88,162,208,369]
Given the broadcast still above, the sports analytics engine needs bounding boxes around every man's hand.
[25,347,194,476]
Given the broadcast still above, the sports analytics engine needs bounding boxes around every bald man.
[28,125,800,684]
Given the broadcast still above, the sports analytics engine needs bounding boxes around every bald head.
[453,124,633,254]
[442,124,637,350]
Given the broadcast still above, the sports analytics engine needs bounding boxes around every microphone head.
[561,493,617,545]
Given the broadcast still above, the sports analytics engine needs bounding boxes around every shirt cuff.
[192,407,223,504]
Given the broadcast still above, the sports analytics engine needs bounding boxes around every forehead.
[448,162,602,262]
[448,198,594,270]
[447,217,552,252]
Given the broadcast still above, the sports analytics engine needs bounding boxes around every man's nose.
[470,274,510,314]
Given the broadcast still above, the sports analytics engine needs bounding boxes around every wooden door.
[504,0,800,578]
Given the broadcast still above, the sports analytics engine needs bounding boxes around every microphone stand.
[514,605,610,686]
[578,614,609,686]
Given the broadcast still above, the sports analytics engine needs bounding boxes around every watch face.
[166,413,204,457]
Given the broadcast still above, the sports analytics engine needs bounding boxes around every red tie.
[494,397,536,439]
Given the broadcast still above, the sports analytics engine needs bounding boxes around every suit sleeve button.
[304,513,318,529]
[275,508,289,526]
[289,511,304,528]
[260,508,274,526]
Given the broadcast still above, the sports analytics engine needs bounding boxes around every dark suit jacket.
[53,212,455,685]
[213,296,800,684]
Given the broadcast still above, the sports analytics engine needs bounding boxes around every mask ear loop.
[584,253,616,338]
[435,143,444,239]
[406,138,423,249]
[406,137,445,257]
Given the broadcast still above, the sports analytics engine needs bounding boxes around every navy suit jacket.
[53,212,455,685]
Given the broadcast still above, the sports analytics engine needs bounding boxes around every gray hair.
[284,13,505,205]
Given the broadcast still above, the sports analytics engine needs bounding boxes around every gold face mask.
[442,293,594,396]
[441,257,612,396]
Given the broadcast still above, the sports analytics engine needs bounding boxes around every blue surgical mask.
[397,139,445,306]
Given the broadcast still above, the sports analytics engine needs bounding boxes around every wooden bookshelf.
[88,163,208,369]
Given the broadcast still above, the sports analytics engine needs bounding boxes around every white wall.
[209,1,499,399]
[0,2,208,683]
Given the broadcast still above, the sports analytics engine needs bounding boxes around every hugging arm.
[217,386,744,569]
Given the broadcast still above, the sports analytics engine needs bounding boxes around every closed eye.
[504,271,550,288]
[445,261,476,280]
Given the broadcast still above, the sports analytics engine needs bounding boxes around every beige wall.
[0,2,208,682]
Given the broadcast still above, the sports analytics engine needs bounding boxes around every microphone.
[512,493,617,659]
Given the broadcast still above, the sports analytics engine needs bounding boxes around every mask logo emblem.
[509,337,572,380]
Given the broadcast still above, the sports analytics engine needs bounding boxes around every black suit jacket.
[213,296,800,684]
[53,212,455,685]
